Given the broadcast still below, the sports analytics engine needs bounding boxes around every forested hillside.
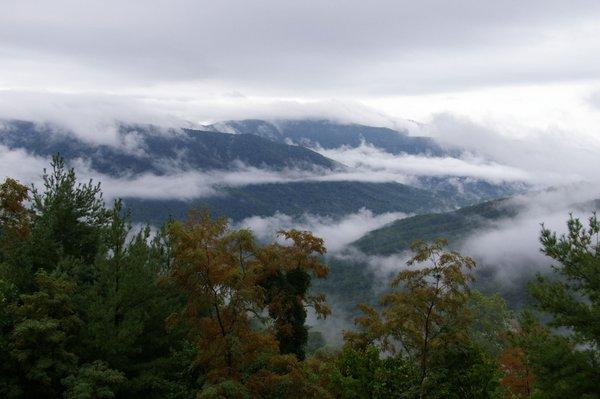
[210,119,447,156]
[353,199,519,255]
[1,158,599,398]
[0,120,340,175]
[0,119,525,224]
[124,181,451,223]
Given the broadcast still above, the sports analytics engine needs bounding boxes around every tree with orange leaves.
[257,229,330,360]
[499,346,533,398]
[0,178,31,240]
[166,210,330,397]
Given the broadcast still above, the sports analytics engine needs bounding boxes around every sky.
[1,1,600,128]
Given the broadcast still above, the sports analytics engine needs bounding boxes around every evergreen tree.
[532,213,600,348]
[27,155,110,280]
[9,270,82,397]
[517,213,600,398]
[79,200,188,397]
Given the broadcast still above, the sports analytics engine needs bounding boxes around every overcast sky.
[1,2,600,105]
[1,1,600,165]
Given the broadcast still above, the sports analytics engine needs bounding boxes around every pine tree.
[10,270,82,397]
[79,200,187,397]
[27,155,110,279]
[532,213,600,348]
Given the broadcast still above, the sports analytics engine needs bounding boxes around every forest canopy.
[0,156,599,398]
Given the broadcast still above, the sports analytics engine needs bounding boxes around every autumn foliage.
[1,157,599,398]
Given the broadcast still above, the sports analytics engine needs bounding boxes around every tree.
[257,229,330,360]
[63,361,126,399]
[426,341,501,399]
[167,211,331,397]
[467,291,511,357]
[27,155,110,278]
[532,213,600,348]
[345,238,476,398]
[0,178,31,253]
[78,200,187,397]
[9,270,82,397]
[167,211,272,384]
[319,345,419,399]
[500,311,599,399]
[0,178,31,398]
[524,213,600,397]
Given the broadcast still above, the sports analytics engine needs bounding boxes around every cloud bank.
[317,142,532,184]
[3,1,600,95]
[236,209,407,253]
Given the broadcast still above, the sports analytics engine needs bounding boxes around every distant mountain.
[0,120,339,176]
[210,119,447,156]
[0,118,525,224]
[123,181,453,223]
[352,198,520,255]
[413,176,526,205]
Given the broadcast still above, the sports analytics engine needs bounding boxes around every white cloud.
[458,185,600,283]
[236,209,407,253]
[0,145,48,184]
[317,142,532,184]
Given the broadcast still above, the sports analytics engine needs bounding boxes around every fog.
[317,142,532,184]
[236,209,407,253]
[459,185,600,284]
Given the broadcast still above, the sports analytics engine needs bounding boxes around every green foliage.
[0,158,192,398]
[2,157,599,399]
[353,199,516,256]
[324,345,419,399]
[501,312,600,399]
[532,213,600,347]
[258,230,329,361]
[260,266,312,359]
[10,270,82,397]
[63,361,126,399]
[426,342,502,399]
[341,239,503,398]
[514,213,600,398]
[467,291,512,357]
[30,155,110,269]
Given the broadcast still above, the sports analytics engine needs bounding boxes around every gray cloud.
[2,1,600,95]
[459,185,600,284]
[424,113,600,185]
[0,90,404,143]
[587,89,600,110]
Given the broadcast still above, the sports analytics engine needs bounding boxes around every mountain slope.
[0,119,525,225]
[352,198,520,255]
[0,120,339,176]
[212,119,447,156]
[124,181,452,223]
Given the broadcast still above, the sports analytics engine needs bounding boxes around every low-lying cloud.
[425,113,600,185]
[317,142,532,184]
[458,185,600,284]
[236,209,407,253]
